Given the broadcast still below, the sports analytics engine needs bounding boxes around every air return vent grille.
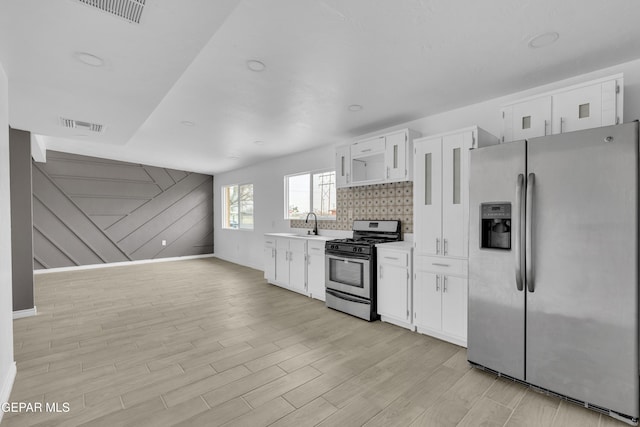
[75,0,146,24]
[59,117,105,133]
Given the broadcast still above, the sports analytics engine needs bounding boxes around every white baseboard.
[13,306,37,319]
[33,254,216,275]
[0,362,17,423]
[415,325,467,348]
[212,254,263,271]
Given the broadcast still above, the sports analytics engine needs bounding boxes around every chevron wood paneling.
[33,151,213,269]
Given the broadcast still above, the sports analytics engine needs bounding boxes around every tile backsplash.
[290,181,413,233]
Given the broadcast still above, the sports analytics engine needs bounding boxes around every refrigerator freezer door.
[468,141,526,380]
[526,122,639,418]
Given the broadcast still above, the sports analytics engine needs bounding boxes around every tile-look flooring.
[4,258,629,426]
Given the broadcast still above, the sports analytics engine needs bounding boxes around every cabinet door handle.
[443,276,448,293]
[443,239,448,255]
[383,256,399,260]
[406,278,410,320]
[435,275,440,291]
[560,117,564,134]
[436,238,440,254]
[543,119,548,136]
[386,167,390,178]
[379,265,383,279]
[431,263,450,267]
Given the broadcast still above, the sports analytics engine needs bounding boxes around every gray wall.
[33,151,213,269]
[9,128,34,311]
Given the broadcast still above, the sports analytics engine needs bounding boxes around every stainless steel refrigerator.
[468,122,639,425]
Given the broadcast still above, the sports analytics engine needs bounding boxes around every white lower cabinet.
[413,258,468,347]
[265,234,327,299]
[376,245,412,329]
[306,240,326,301]
[275,237,307,295]
[263,238,276,282]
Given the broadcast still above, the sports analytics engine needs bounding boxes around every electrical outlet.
[161,240,167,246]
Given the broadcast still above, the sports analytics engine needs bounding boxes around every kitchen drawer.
[264,237,276,248]
[351,137,385,156]
[414,255,467,276]
[307,240,325,252]
[378,250,409,267]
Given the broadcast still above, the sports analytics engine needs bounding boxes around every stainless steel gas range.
[324,220,401,321]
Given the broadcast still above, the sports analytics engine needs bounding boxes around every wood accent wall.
[32,151,213,269]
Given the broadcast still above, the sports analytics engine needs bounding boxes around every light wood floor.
[4,258,629,426]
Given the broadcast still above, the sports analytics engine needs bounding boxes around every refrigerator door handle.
[515,173,525,291]
[526,172,535,292]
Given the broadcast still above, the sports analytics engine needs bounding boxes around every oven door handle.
[326,289,370,304]
[325,252,370,261]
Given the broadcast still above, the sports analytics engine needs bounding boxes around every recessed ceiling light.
[528,32,559,49]
[253,140,265,146]
[247,59,266,72]
[181,120,195,127]
[348,104,363,112]
[73,51,104,67]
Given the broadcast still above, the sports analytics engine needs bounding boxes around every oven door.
[325,252,371,300]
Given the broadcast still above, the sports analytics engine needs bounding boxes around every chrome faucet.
[305,212,318,235]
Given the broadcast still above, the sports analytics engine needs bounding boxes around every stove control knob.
[358,247,363,253]
[352,247,357,252]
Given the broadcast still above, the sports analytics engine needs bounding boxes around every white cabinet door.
[441,275,467,340]
[288,239,307,294]
[377,263,409,322]
[414,137,442,256]
[552,83,604,134]
[385,131,407,181]
[275,238,290,285]
[511,96,552,141]
[335,145,351,188]
[307,247,325,301]
[441,132,470,258]
[414,271,441,331]
[263,246,276,282]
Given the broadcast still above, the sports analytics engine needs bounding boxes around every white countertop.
[375,241,413,250]
[264,232,334,241]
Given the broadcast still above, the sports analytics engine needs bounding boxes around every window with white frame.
[222,183,254,229]
[285,170,336,220]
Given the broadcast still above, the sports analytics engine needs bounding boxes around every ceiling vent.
[75,0,146,24]
[59,117,105,133]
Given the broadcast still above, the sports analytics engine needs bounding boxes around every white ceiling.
[2,0,640,174]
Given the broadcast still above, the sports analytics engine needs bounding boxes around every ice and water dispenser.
[480,203,511,250]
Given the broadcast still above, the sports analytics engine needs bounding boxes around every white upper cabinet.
[414,127,497,259]
[552,78,619,134]
[507,96,552,141]
[336,129,419,188]
[335,144,351,187]
[351,136,386,185]
[501,74,623,143]
[385,130,411,181]
[414,137,443,257]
